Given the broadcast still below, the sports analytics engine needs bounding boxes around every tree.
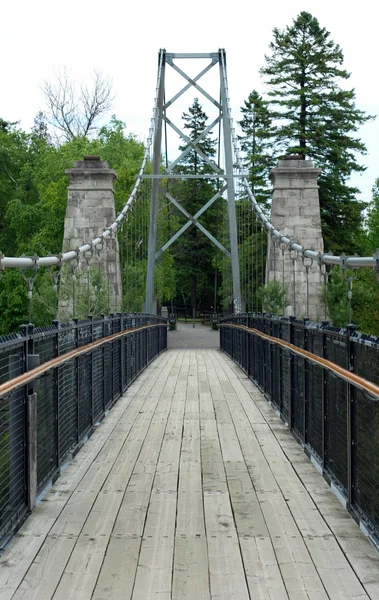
[170,98,219,312]
[260,11,374,254]
[366,179,379,252]
[41,68,114,142]
[238,90,275,209]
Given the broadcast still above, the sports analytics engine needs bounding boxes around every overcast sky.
[2,0,378,203]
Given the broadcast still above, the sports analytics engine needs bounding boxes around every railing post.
[346,323,357,511]
[52,319,60,466]
[321,320,329,470]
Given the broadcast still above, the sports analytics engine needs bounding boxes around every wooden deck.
[1,349,378,599]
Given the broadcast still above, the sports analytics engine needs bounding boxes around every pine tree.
[238,90,275,209]
[260,11,374,254]
[366,179,379,252]
[171,98,219,312]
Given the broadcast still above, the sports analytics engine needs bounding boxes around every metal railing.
[0,313,167,547]
[220,313,379,545]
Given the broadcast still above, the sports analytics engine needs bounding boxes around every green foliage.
[366,179,379,253]
[0,113,147,332]
[238,90,275,208]
[168,98,220,311]
[327,267,379,334]
[260,11,374,254]
[257,280,289,315]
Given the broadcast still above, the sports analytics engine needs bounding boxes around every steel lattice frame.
[145,49,242,314]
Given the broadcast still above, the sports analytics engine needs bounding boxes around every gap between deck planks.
[0,349,378,599]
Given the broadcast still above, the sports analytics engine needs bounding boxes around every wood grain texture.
[0,348,376,600]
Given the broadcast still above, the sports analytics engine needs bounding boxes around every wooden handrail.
[0,323,166,399]
[220,323,379,400]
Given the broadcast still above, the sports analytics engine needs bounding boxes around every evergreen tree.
[238,90,275,209]
[170,98,219,312]
[366,179,379,252]
[260,11,374,254]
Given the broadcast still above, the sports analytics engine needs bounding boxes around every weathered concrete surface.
[266,158,325,320]
[59,156,122,319]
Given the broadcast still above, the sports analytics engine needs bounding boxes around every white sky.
[1,0,378,203]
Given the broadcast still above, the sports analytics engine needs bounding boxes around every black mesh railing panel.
[292,354,304,440]
[280,348,290,420]
[93,348,104,421]
[0,315,167,544]
[78,324,91,348]
[219,315,379,540]
[0,343,25,385]
[103,344,112,408]
[34,335,55,364]
[78,354,92,436]
[304,329,324,459]
[58,326,76,355]
[354,340,379,383]
[0,389,26,539]
[113,340,121,402]
[58,361,77,460]
[355,389,379,530]
[325,373,348,492]
[36,372,57,490]
[305,362,323,459]
[325,333,347,368]
[126,335,132,386]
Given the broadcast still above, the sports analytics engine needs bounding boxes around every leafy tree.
[260,11,374,254]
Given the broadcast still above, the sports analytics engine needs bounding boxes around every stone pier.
[265,157,324,321]
[58,156,122,319]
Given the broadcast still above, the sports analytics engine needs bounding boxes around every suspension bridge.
[0,50,379,599]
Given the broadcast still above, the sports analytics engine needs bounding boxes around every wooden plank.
[0,351,175,600]
[204,490,250,599]
[239,536,289,600]
[173,388,209,600]
[217,350,373,600]
[54,352,181,600]
[131,352,186,599]
[10,536,77,600]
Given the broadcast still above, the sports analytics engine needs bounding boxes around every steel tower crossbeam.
[145,49,242,314]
